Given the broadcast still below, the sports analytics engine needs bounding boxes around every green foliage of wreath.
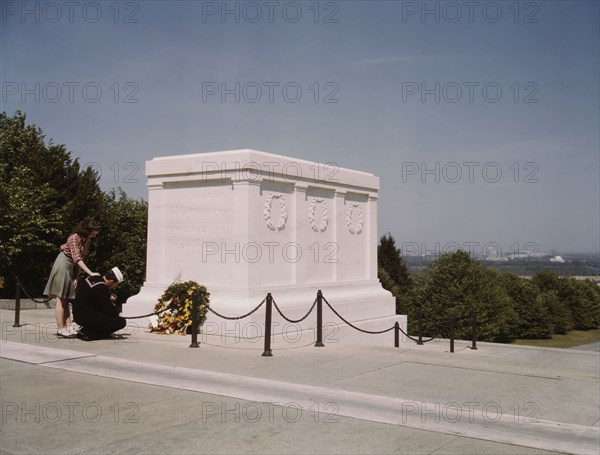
[149,281,210,335]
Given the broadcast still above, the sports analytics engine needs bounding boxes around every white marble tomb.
[125,149,404,343]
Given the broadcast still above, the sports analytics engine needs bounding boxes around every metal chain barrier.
[124,305,173,320]
[202,298,271,343]
[322,295,395,334]
[408,315,477,352]
[18,282,53,304]
[272,297,317,324]
[425,317,454,343]
[411,316,456,344]
[9,275,477,354]
[207,298,266,320]
[396,325,436,344]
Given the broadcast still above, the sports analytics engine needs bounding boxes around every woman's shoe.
[57,326,77,338]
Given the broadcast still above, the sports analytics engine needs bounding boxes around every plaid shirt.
[60,234,91,264]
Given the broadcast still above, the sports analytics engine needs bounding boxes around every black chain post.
[449,317,455,353]
[470,315,478,350]
[189,293,200,348]
[394,321,400,348]
[417,311,423,345]
[262,293,273,357]
[13,278,21,328]
[315,290,324,347]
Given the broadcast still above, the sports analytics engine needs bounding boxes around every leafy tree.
[92,189,148,302]
[577,279,600,329]
[418,251,515,342]
[499,273,552,339]
[378,233,412,290]
[532,269,599,330]
[0,164,63,288]
[0,111,102,296]
[378,233,412,313]
[531,269,561,294]
[400,274,427,335]
[378,267,400,300]
[538,290,573,334]
[0,111,146,301]
[383,249,597,343]
[558,277,600,330]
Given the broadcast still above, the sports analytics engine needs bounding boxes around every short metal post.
[417,312,423,345]
[470,315,478,350]
[262,293,273,357]
[13,278,21,328]
[189,294,200,348]
[449,317,455,353]
[394,321,400,348]
[315,290,324,347]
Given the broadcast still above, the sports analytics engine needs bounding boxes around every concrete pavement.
[1,308,598,454]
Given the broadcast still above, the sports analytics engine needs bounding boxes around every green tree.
[558,278,600,330]
[499,273,552,339]
[538,290,573,334]
[418,251,515,342]
[378,234,412,290]
[532,269,599,331]
[378,233,412,313]
[531,269,561,294]
[401,274,427,335]
[0,111,146,301]
[92,189,148,302]
[0,163,62,295]
[378,267,400,300]
[0,111,102,296]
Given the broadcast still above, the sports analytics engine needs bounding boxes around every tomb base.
[199,315,409,348]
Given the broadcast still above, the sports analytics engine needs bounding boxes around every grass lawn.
[512,329,600,348]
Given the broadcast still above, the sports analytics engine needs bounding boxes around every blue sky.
[2,0,599,254]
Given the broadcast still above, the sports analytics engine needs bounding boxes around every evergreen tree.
[538,290,573,334]
[558,277,600,330]
[378,233,411,285]
[0,111,146,300]
[378,233,412,314]
[500,273,552,339]
[93,189,148,302]
[531,269,561,293]
[532,269,599,331]
[0,111,102,295]
[419,251,515,342]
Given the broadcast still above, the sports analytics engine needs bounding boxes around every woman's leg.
[55,297,69,329]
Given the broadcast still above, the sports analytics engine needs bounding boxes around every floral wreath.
[264,193,287,231]
[346,202,364,235]
[308,197,328,232]
[149,281,210,335]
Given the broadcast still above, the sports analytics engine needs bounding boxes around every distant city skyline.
[2,0,598,254]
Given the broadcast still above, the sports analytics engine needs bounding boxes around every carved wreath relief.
[308,197,328,232]
[264,193,363,235]
[346,202,364,235]
[264,193,287,231]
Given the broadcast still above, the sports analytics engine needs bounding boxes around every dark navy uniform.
[73,275,126,340]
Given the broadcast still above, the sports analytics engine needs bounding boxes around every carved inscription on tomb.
[162,189,231,268]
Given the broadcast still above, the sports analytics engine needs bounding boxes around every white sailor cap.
[111,267,124,283]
